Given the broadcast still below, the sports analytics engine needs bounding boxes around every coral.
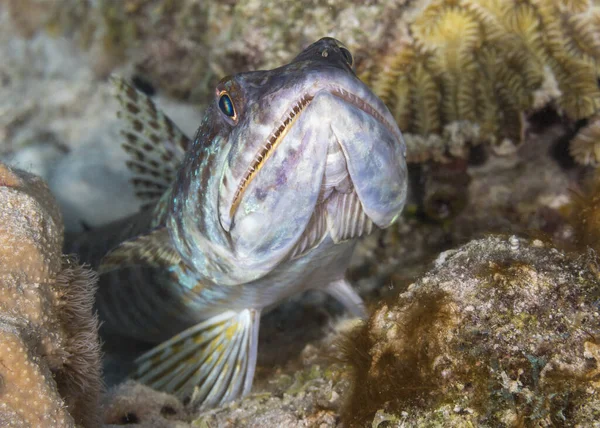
[341,235,600,426]
[0,163,102,427]
[570,114,600,166]
[8,0,600,164]
[360,0,600,163]
[565,168,600,253]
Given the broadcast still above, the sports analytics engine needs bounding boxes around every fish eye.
[218,91,237,120]
[339,47,353,67]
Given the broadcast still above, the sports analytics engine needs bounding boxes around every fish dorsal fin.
[111,76,191,204]
[99,227,181,273]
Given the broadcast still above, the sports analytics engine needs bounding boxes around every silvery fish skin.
[71,37,407,410]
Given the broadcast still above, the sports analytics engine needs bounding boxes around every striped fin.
[132,309,261,410]
[288,202,328,260]
[326,190,374,243]
[110,75,191,203]
[99,227,181,273]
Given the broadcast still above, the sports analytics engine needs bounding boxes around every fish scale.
[69,37,408,410]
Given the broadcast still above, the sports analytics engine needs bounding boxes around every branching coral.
[360,0,600,163]
[0,163,102,428]
[570,114,600,165]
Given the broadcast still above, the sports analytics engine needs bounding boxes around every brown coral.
[360,0,600,163]
[0,163,102,427]
[341,235,600,426]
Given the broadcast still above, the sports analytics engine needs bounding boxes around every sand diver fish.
[70,37,408,409]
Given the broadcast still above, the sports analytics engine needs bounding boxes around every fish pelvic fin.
[325,278,367,318]
[99,227,181,273]
[132,309,261,410]
[110,75,191,206]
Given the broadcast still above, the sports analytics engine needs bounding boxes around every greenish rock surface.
[343,235,600,427]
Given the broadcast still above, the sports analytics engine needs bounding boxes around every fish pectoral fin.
[132,309,261,410]
[326,190,374,244]
[99,227,180,273]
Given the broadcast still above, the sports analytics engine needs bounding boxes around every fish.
[69,37,408,410]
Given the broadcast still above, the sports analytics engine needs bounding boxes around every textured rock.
[100,319,358,427]
[0,163,102,427]
[103,381,191,428]
[2,1,600,426]
[342,235,600,426]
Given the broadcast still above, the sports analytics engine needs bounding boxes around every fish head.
[171,37,408,285]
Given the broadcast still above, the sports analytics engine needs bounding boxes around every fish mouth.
[228,86,399,221]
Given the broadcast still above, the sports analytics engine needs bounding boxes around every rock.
[0,163,102,428]
[341,235,600,426]
[103,381,190,428]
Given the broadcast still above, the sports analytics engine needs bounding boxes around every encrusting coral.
[0,163,102,428]
[341,235,600,426]
[360,0,600,164]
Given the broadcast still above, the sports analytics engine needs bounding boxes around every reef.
[0,163,102,428]
[6,0,600,169]
[342,235,600,426]
[8,0,600,166]
[4,1,600,426]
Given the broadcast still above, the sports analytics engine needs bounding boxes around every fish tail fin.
[132,309,260,410]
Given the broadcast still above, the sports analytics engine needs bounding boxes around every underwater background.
[2,0,600,426]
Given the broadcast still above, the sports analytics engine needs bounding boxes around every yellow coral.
[570,115,600,164]
[360,0,600,163]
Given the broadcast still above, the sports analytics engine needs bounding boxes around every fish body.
[71,38,408,409]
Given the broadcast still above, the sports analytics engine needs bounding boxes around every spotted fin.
[111,76,191,204]
[132,309,261,410]
[99,227,181,273]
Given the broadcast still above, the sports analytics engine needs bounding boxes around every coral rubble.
[103,381,190,427]
[342,235,600,426]
[0,163,102,427]
[99,320,356,427]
